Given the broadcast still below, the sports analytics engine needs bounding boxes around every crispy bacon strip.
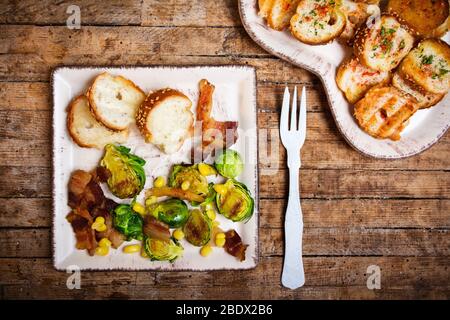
[66,209,97,256]
[224,229,248,262]
[146,187,205,203]
[143,216,171,242]
[193,79,238,160]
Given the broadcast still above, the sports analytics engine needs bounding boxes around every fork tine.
[290,86,297,131]
[299,86,307,139]
[280,86,290,134]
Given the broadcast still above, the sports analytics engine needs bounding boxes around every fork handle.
[281,159,305,289]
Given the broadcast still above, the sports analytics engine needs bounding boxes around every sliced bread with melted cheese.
[339,0,380,44]
[290,0,346,45]
[67,95,128,149]
[87,72,146,131]
[354,15,414,71]
[392,73,444,109]
[336,57,391,103]
[397,39,450,94]
[258,0,275,19]
[136,89,194,154]
[267,0,300,31]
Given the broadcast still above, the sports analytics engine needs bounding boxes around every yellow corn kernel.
[154,176,166,188]
[198,163,217,176]
[214,184,228,195]
[204,203,213,210]
[133,202,146,216]
[216,232,226,239]
[200,245,212,257]
[91,216,107,232]
[95,246,109,256]
[98,238,111,248]
[173,229,185,240]
[213,221,220,227]
[215,237,226,247]
[123,244,141,254]
[181,180,191,191]
[145,196,158,206]
[206,209,216,221]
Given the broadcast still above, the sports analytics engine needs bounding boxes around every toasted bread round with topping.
[339,0,380,44]
[354,86,419,140]
[398,39,450,94]
[67,95,128,149]
[354,15,414,71]
[87,72,146,131]
[267,0,300,31]
[387,0,449,38]
[392,73,444,109]
[336,57,391,103]
[258,0,275,19]
[290,0,347,45]
[136,89,194,154]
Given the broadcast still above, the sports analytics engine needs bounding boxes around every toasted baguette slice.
[354,86,419,140]
[336,57,391,104]
[339,0,380,44]
[67,95,128,149]
[267,0,299,31]
[258,0,275,19]
[387,0,449,38]
[136,89,193,154]
[392,73,444,109]
[290,0,346,45]
[354,15,414,71]
[398,39,450,95]
[87,72,146,131]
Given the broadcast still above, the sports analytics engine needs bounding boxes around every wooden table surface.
[0,0,449,300]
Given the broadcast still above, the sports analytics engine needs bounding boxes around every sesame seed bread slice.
[387,0,449,38]
[336,57,391,104]
[354,15,414,71]
[339,0,380,44]
[136,89,194,155]
[354,86,419,140]
[67,95,128,149]
[87,72,146,131]
[392,73,444,109]
[397,39,450,94]
[267,0,300,31]
[290,0,347,45]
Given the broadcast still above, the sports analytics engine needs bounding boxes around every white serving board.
[239,0,450,159]
[52,66,258,270]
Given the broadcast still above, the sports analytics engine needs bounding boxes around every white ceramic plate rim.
[52,65,259,271]
[239,0,450,159]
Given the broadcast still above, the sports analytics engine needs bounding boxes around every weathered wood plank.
[1,228,448,258]
[0,0,142,25]
[142,0,241,27]
[1,198,449,229]
[3,283,448,299]
[1,166,449,199]
[0,256,448,291]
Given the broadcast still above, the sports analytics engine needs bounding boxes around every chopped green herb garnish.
[399,39,405,49]
[421,55,434,65]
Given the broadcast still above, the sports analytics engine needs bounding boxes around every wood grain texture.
[1,228,448,258]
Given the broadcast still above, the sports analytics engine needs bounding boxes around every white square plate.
[239,0,450,159]
[52,66,258,270]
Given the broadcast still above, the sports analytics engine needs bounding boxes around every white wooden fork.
[280,86,306,289]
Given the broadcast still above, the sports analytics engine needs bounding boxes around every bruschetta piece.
[354,15,414,71]
[339,0,380,44]
[267,0,300,31]
[290,0,347,45]
[398,39,450,94]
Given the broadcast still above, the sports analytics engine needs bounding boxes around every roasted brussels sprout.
[169,164,209,197]
[214,149,243,179]
[144,236,183,262]
[183,209,212,247]
[100,144,146,199]
[148,199,189,228]
[215,179,254,222]
[113,203,144,241]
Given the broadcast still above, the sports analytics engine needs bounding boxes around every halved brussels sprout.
[214,149,243,179]
[215,179,254,223]
[169,164,209,197]
[100,144,146,199]
[113,203,144,241]
[144,236,183,262]
[183,209,212,247]
[148,199,189,228]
